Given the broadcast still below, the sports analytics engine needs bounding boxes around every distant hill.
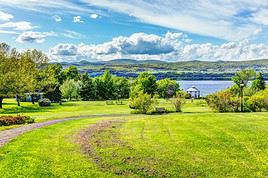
[58,58,268,73]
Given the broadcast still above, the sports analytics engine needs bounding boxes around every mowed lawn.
[1,100,268,177]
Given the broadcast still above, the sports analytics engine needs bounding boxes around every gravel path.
[0,114,130,147]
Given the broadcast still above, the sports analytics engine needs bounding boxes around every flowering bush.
[0,116,34,126]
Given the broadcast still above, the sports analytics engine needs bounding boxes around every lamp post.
[240,82,245,112]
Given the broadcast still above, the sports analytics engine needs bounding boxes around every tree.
[157,78,180,99]
[79,72,96,101]
[232,69,256,88]
[95,70,116,100]
[130,72,157,98]
[60,79,81,101]
[37,64,64,102]
[63,66,80,81]
[232,69,256,112]
[114,77,130,99]
[129,92,158,114]
[252,72,266,92]
[0,43,37,108]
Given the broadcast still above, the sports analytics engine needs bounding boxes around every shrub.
[247,89,268,112]
[38,98,51,107]
[0,116,34,126]
[206,89,240,112]
[172,97,185,112]
[129,92,158,114]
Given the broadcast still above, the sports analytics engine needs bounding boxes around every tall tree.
[79,72,96,101]
[252,72,266,91]
[63,66,80,81]
[60,79,81,101]
[0,44,37,107]
[114,77,130,99]
[95,70,116,100]
[232,69,256,88]
[130,72,157,98]
[157,78,180,99]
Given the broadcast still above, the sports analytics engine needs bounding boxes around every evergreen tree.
[252,72,266,91]
[79,72,96,101]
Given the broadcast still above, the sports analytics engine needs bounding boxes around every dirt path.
[0,114,130,147]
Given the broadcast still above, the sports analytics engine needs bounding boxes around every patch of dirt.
[76,120,166,178]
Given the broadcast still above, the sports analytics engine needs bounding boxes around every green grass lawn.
[1,101,268,177]
[0,98,210,131]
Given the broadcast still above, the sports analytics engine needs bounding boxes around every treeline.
[0,43,182,109]
[60,70,181,102]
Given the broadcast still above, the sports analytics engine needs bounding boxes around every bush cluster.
[0,116,34,126]
[206,89,240,112]
[129,92,158,114]
[38,98,51,107]
[247,88,268,112]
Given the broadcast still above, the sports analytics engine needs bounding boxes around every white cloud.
[0,11,13,21]
[0,21,37,31]
[48,32,268,62]
[90,14,99,19]
[53,15,62,22]
[62,30,83,39]
[81,0,268,41]
[0,30,17,34]
[16,31,57,43]
[73,16,84,23]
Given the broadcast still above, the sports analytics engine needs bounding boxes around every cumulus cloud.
[16,31,57,43]
[73,16,84,23]
[53,15,62,22]
[48,32,268,62]
[0,11,13,21]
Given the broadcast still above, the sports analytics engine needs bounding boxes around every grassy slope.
[0,101,268,177]
[92,113,268,177]
[0,100,268,176]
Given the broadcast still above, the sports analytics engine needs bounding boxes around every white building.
[186,86,200,98]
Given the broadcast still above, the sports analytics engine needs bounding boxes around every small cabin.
[186,86,200,98]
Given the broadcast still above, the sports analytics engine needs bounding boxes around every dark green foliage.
[95,70,116,100]
[38,98,51,107]
[157,78,180,98]
[44,85,62,102]
[114,77,130,99]
[63,66,80,81]
[251,72,266,92]
[80,73,96,101]
[130,72,157,98]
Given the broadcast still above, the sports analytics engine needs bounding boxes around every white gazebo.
[186,86,200,98]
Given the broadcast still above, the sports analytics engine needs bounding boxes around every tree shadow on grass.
[0,105,58,114]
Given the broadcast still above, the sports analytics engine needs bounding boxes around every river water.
[179,80,234,96]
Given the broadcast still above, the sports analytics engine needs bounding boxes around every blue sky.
[1,0,268,62]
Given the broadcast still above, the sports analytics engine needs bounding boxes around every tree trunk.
[0,97,3,109]
[16,95,20,106]
[31,94,35,104]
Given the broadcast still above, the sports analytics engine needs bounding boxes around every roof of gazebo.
[186,86,200,92]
